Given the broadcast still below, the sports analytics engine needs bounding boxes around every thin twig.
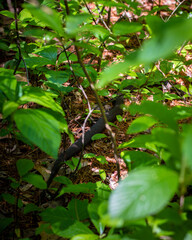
[95,3,112,33]
[73,107,95,174]
[163,0,186,22]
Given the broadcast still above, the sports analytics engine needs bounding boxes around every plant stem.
[75,45,121,180]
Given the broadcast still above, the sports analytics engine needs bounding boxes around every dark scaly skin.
[47,95,124,187]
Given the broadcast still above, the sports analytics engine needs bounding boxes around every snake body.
[47,95,124,187]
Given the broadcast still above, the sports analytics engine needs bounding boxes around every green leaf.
[129,101,178,132]
[96,156,108,164]
[24,203,41,214]
[54,176,72,185]
[19,87,64,115]
[58,183,96,196]
[109,167,179,220]
[23,173,47,189]
[71,234,98,240]
[22,57,53,68]
[75,42,101,55]
[88,200,105,235]
[2,101,19,118]
[16,159,34,177]
[0,68,17,101]
[118,134,158,153]
[24,4,64,36]
[113,21,142,36]
[2,193,15,205]
[55,221,94,238]
[14,108,61,158]
[127,116,157,134]
[66,14,90,36]
[83,153,97,158]
[40,206,74,231]
[19,8,33,21]
[58,52,78,64]
[152,127,181,162]
[0,217,13,233]
[121,151,159,169]
[139,16,192,64]
[68,199,89,221]
[182,126,192,169]
[0,10,14,18]
[34,46,57,64]
[45,70,70,84]
[99,169,106,180]
[82,24,110,42]
[97,17,192,88]
[92,133,107,141]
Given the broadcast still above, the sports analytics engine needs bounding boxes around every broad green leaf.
[83,24,110,42]
[44,81,73,94]
[99,169,106,180]
[127,116,157,134]
[2,193,16,205]
[34,46,57,64]
[75,42,101,55]
[96,156,108,164]
[0,41,9,51]
[129,101,178,132]
[0,10,14,18]
[0,217,13,233]
[88,201,105,235]
[58,52,78,65]
[16,159,34,177]
[2,193,23,208]
[24,203,40,214]
[72,234,98,240]
[40,206,74,230]
[2,101,19,118]
[182,126,192,169]
[19,8,33,21]
[19,87,64,115]
[41,206,93,237]
[45,70,70,84]
[22,57,53,68]
[92,133,108,141]
[68,199,89,221]
[107,43,125,53]
[118,134,158,153]
[98,1,129,9]
[55,221,94,238]
[152,127,181,162]
[23,28,56,39]
[121,151,159,169]
[54,176,72,185]
[66,14,90,36]
[96,61,132,89]
[97,17,192,88]
[83,153,97,158]
[0,68,17,101]
[58,183,96,196]
[24,4,64,36]
[14,108,61,158]
[139,16,192,64]
[113,21,142,36]
[23,173,47,189]
[109,167,179,220]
